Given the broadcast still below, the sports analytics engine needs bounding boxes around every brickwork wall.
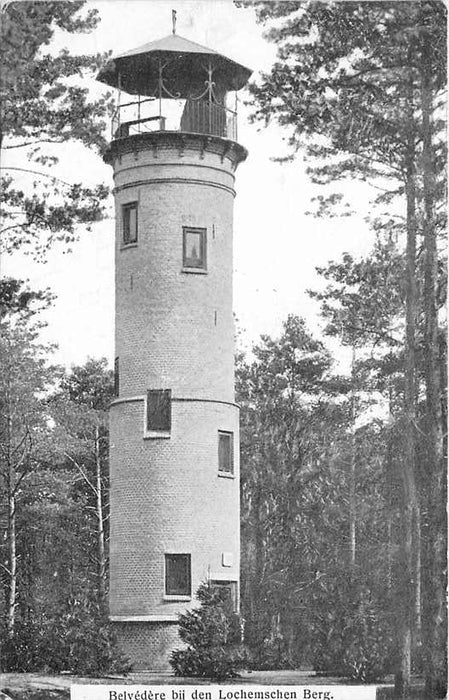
[108,133,243,669]
[114,621,180,671]
[109,398,240,617]
[113,140,237,403]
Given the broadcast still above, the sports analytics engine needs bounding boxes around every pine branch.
[2,138,66,149]
[64,452,98,496]
[1,166,73,187]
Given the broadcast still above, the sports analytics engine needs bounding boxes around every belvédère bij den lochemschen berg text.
[107,689,335,700]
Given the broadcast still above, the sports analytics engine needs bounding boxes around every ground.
[0,670,428,700]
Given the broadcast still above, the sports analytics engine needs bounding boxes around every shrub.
[1,607,131,675]
[340,599,395,682]
[241,616,295,671]
[310,571,395,682]
[1,618,42,671]
[170,582,244,679]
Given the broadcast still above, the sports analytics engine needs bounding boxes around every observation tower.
[97,22,251,669]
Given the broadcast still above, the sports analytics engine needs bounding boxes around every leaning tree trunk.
[420,18,447,697]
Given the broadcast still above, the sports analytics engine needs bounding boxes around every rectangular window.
[122,202,138,244]
[114,357,119,397]
[218,431,234,474]
[210,580,238,612]
[147,389,171,432]
[165,554,191,596]
[183,227,206,270]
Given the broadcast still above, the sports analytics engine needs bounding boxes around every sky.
[2,0,382,369]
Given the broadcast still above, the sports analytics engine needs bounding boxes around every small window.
[218,431,234,474]
[114,357,119,397]
[147,389,171,432]
[183,227,206,270]
[122,202,138,244]
[210,580,238,612]
[165,554,191,596]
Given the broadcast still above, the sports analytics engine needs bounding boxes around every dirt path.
[0,670,399,700]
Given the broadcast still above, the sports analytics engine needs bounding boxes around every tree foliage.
[1,1,112,257]
[48,358,114,613]
[237,316,397,679]
[0,287,127,673]
[242,1,445,177]
[0,282,59,638]
[237,2,446,694]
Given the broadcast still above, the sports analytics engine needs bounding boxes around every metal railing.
[111,98,237,141]
[180,99,237,141]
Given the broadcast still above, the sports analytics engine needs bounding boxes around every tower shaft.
[107,132,246,669]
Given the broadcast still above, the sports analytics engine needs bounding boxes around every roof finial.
[172,9,177,34]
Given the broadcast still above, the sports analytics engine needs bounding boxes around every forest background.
[0,2,446,699]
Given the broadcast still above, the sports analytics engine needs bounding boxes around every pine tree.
[0,282,59,643]
[1,1,111,257]
[170,583,243,679]
[239,2,446,693]
[49,358,114,614]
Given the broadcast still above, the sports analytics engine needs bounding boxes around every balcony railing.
[111,98,237,142]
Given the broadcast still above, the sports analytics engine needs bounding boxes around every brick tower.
[97,29,251,669]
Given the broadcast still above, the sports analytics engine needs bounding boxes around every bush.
[170,582,245,679]
[340,602,395,682]
[45,608,132,676]
[310,572,395,682]
[1,606,132,675]
[241,617,294,671]
[1,618,42,671]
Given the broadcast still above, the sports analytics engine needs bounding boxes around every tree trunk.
[95,426,107,612]
[420,16,447,696]
[394,135,420,699]
[386,516,392,591]
[6,491,16,638]
[253,474,265,661]
[414,508,421,645]
[349,346,356,570]
[6,405,16,638]
[386,382,394,592]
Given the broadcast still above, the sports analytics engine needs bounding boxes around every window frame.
[218,430,234,475]
[145,389,172,438]
[210,580,238,612]
[182,226,207,271]
[164,553,192,598]
[122,201,138,246]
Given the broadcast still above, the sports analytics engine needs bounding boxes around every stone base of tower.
[114,621,181,671]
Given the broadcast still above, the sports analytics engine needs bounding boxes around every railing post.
[235,92,238,142]
[138,94,141,133]
[158,58,163,120]
[117,72,122,137]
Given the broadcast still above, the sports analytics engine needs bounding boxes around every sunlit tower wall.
[97,32,251,669]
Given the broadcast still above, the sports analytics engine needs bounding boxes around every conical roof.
[97,33,252,97]
[117,34,223,60]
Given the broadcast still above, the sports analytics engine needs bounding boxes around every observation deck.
[97,32,251,145]
[111,96,237,142]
